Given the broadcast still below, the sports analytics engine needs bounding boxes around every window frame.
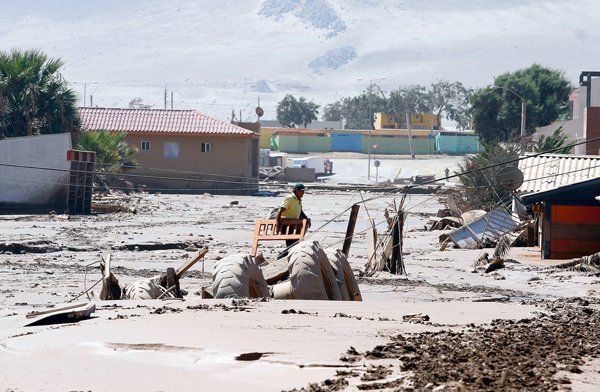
[201,142,212,153]
[163,141,180,159]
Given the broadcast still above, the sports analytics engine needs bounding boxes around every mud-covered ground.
[1,183,599,391]
[292,299,600,391]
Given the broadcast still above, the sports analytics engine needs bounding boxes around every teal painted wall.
[276,135,299,152]
[363,135,435,155]
[299,135,330,152]
[274,132,478,155]
[436,134,483,154]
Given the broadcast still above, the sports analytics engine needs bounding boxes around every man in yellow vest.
[276,183,311,257]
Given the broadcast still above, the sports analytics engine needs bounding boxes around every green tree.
[276,94,320,128]
[426,80,472,130]
[471,64,572,145]
[533,126,573,154]
[128,97,152,109]
[76,130,137,173]
[0,49,79,138]
[324,81,471,130]
[324,84,386,129]
[453,144,520,212]
[386,85,428,128]
[322,101,343,122]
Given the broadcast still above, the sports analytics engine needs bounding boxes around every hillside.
[1,0,598,121]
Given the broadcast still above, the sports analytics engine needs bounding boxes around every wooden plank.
[25,302,96,326]
[366,218,377,267]
[175,247,208,278]
[103,254,111,280]
[91,203,135,214]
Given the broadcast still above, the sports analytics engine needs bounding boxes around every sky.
[1,0,599,123]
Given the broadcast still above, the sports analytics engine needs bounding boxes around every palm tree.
[0,49,79,138]
[76,130,138,173]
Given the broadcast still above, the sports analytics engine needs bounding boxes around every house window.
[164,142,180,159]
[141,141,151,151]
[201,142,212,153]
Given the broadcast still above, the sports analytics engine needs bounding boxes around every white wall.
[0,133,72,207]
[572,77,600,120]
[535,77,600,154]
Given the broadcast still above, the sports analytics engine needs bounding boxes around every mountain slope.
[0,0,598,121]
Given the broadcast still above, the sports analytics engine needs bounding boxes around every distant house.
[79,107,259,195]
[517,153,600,259]
[536,71,600,155]
[374,112,441,130]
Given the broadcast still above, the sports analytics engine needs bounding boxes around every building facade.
[80,108,259,195]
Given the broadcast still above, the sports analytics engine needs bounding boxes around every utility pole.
[367,82,373,181]
[520,101,527,151]
[406,113,415,159]
[491,85,526,151]
[357,77,386,182]
[72,81,98,108]
[164,88,167,109]
[171,91,174,109]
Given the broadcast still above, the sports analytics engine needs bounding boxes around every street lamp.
[357,77,386,180]
[491,85,526,150]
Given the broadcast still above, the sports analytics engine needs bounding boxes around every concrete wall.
[534,79,600,154]
[572,78,600,120]
[0,133,72,209]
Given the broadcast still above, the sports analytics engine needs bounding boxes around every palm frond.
[492,235,511,260]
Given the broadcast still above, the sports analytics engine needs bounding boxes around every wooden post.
[367,218,377,268]
[388,211,406,275]
[342,204,360,258]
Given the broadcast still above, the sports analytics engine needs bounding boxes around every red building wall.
[585,106,600,154]
[548,205,600,259]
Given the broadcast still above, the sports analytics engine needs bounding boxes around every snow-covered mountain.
[1,0,599,122]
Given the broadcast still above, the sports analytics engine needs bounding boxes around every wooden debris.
[99,254,121,300]
[402,313,430,323]
[175,247,208,279]
[91,202,136,214]
[158,247,208,298]
[25,302,96,326]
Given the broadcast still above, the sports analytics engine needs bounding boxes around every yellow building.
[374,112,441,130]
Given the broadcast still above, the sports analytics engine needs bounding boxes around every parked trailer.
[288,156,326,174]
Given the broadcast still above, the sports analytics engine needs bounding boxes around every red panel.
[552,205,600,224]
[551,239,600,254]
[585,107,600,154]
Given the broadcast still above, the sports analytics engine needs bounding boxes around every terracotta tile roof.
[517,153,600,194]
[79,107,256,136]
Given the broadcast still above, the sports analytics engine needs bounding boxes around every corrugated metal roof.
[517,153,600,194]
[448,208,524,249]
[79,107,256,136]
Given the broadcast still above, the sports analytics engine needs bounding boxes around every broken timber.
[25,302,96,326]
